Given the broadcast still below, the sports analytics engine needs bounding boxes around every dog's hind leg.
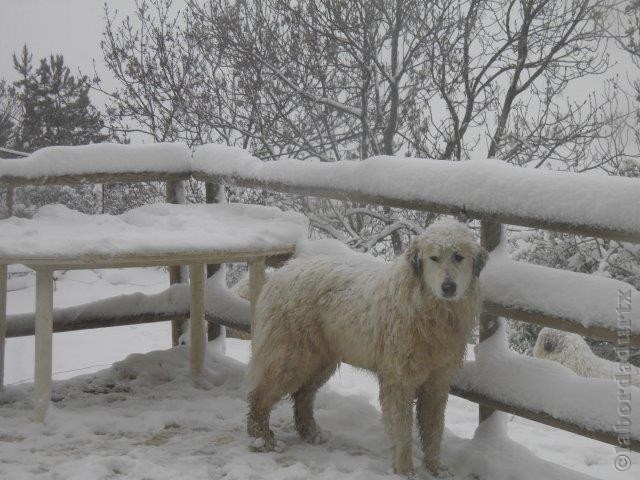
[292,362,337,444]
[248,346,320,451]
[247,381,283,451]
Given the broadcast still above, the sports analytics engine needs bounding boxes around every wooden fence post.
[166,179,186,346]
[33,268,54,423]
[5,185,14,218]
[189,263,206,380]
[478,219,502,423]
[0,265,6,390]
[249,258,266,333]
[205,182,221,342]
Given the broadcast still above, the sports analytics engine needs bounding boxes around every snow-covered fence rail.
[0,143,192,185]
[4,277,252,338]
[192,145,640,243]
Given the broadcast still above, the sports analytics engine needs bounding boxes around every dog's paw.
[249,436,285,453]
[249,436,270,452]
[388,467,417,479]
[425,461,453,478]
[300,427,331,445]
[274,439,286,452]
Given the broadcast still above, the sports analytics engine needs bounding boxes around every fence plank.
[189,264,206,380]
[0,265,6,390]
[33,269,53,423]
[478,220,502,422]
[166,178,186,346]
[249,258,266,331]
[450,385,639,453]
[3,172,189,187]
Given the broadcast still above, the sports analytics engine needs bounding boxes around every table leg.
[34,268,53,423]
[189,263,206,380]
[248,258,266,332]
[0,265,6,390]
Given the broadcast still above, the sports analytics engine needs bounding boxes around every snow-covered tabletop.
[0,202,308,423]
[0,203,308,266]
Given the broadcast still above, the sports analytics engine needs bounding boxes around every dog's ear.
[406,245,422,278]
[473,247,489,277]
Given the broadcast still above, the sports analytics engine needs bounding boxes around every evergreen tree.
[0,79,18,150]
[12,45,109,151]
[8,46,112,216]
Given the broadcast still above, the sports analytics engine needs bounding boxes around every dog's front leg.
[379,379,414,477]
[416,373,451,476]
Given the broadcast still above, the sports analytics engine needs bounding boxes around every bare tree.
[101,0,629,257]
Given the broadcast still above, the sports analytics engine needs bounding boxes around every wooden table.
[0,203,305,422]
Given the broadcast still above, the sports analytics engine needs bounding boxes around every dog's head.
[405,220,487,301]
[532,327,588,360]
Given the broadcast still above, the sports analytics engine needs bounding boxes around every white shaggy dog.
[247,220,487,477]
[533,328,639,387]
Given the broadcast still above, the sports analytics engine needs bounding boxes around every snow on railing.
[3,142,639,241]
[0,143,191,185]
[193,144,640,243]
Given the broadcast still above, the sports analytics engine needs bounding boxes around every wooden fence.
[1,151,638,454]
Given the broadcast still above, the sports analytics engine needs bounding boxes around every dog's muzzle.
[441,280,457,298]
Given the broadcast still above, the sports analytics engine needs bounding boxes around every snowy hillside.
[1,268,638,480]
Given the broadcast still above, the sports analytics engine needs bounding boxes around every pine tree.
[9,46,112,216]
[0,79,18,150]
[12,46,109,151]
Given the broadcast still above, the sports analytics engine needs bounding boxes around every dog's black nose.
[543,338,556,353]
[441,280,457,297]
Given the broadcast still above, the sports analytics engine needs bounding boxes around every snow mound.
[0,344,608,480]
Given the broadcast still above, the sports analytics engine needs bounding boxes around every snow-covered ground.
[2,268,638,479]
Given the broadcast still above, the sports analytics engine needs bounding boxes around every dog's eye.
[453,253,465,262]
[429,256,440,262]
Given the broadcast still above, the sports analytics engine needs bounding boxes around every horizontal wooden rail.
[5,294,636,345]
[2,171,190,187]
[6,246,296,269]
[194,171,640,244]
[485,302,640,347]
[6,310,250,338]
[450,386,639,453]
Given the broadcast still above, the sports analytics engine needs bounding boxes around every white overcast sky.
[0,0,146,95]
[0,1,636,120]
